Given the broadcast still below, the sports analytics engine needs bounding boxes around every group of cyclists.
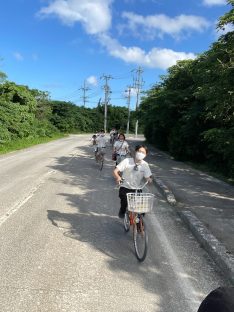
[91,129,152,218]
[91,128,129,166]
[91,130,234,311]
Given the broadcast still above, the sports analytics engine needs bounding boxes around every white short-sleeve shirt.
[114,140,129,156]
[96,135,107,148]
[117,158,152,189]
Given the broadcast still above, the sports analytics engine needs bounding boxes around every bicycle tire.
[99,157,104,171]
[123,212,130,232]
[133,217,148,262]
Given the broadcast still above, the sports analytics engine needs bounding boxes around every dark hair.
[118,133,125,140]
[135,144,148,154]
[197,287,234,312]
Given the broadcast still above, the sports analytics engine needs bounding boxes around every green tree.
[138,2,234,177]
[217,0,234,30]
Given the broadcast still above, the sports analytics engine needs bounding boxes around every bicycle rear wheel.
[124,212,130,232]
[133,217,148,262]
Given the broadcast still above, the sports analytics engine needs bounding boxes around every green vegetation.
[138,1,234,179]
[0,74,135,153]
[0,133,67,155]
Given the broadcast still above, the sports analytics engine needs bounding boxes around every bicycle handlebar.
[119,178,149,190]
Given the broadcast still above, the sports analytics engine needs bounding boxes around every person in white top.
[95,129,107,161]
[91,134,98,154]
[96,129,107,149]
[113,133,129,165]
[109,128,116,145]
[113,144,152,218]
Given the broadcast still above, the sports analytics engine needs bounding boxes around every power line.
[88,91,101,98]
[110,97,126,100]
[60,89,80,101]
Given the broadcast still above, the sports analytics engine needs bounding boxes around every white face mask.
[135,152,146,161]
[119,139,124,142]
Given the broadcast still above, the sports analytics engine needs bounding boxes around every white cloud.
[98,34,196,69]
[38,0,113,34]
[13,52,24,61]
[202,0,226,6]
[146,48,196,69]
[38,1,197,69]
[121,12,210,39]
[86,75,98,86]
[216,23,234,37]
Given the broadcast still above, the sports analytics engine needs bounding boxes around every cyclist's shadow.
[47,191,134,262]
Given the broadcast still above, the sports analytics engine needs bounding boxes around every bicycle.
[95,147,105,171]
[121,180,154,262]
[110,134,115,146]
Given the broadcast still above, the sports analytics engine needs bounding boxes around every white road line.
[0,170,55,227]
[150,213,200,312]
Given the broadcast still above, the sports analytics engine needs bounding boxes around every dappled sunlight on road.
[202,191,234,201]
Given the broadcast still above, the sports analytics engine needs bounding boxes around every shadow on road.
[47,140,200,312]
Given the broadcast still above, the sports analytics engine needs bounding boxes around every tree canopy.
[138,3,234,178]
[0,79,132,144]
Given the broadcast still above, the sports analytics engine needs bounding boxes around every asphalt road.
[0,135,226,312]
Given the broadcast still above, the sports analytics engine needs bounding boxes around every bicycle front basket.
[127,193,154,213]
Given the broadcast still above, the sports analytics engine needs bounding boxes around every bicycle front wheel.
[133,217,148,262]
[99,157,104,171]
[124,212,130,232]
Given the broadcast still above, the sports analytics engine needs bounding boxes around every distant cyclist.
[109,128,116,145]
[91,134,98,156]
[113,133,129,166]
[95,130,107,160]
[113,130,118,145]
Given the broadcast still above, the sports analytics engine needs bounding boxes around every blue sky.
[0,0,232,109]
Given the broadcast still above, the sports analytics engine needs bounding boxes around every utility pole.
[132,66,144,138]
[125,86,132,135]
[79,80,90,107]
[101,74,113,133]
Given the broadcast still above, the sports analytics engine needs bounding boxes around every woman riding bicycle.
[113,144,152,218]
[113,133,129,166]
[95,129,107,161]
[91,134,98,156]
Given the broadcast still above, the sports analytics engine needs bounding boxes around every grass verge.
[0,133,68,155]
